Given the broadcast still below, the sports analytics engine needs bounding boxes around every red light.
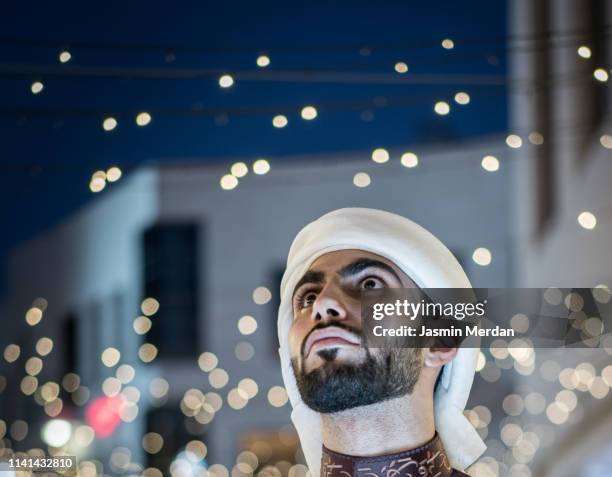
[85,396,123,438]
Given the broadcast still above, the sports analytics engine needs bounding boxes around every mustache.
[300,321,362,358]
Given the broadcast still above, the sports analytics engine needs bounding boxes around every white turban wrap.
[277,208,486,475]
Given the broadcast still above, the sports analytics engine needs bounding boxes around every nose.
[311,285,347,322]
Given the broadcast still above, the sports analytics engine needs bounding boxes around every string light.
[252,158,270,175]
[136,112,152,126]
[138,343,158,363]
[142,432,164,454]
[220,174,238,190]
[454,92,470,105]
[434,101,450,115]
[441,38,454,49]
[36,337,54,356]
[41,381,60,402]
[600,134,612,149]
[353,172,371,187]
[227,388,248,410]
[141,297,160,315]
[62,373,81,392]
[528,131,544,145]
[235,342,255,361]
[218,74,234,88]
[58,51,72,63]
[21,376,38,395]
[481,155,500,172]
[92,170,106,181]
[149,378,169,399]
[238,315,258,335]
[74,425,95,447]
[256,55,270,67]
[267,386,288,407]
[41,419,71,447]
[472,247,492,266]
[30,81,44,94]
[25,307,43,326]
[186,440,208,460]
[546,401,569,424]
[577,211,597,230]
[7,79,509,122]
[252,286,272,304]
[33,297,48,311]
[238,378,259,399]
[25,356,43,376]
[198,352,218,372]
[102,117,117,131]
[90,177,106,193]
[207,464,228,477]
[577,46,591,58]
[208,368,229,389]
[230,162,248,178]
[394,62,409,74]
[272,115,288,128]
[106,166,122,182]
[593,68,608,82]
[116,364,135,384]
[400,152,418,168]
[506,134,522,148]
[300,106,318,120]
[2,30,606,57]
[102,377,122,397]
[101,347,121,367]
[371,148,389,163]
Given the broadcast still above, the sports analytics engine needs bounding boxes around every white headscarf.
[277,208,486,475]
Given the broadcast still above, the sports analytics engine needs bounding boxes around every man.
[277,208,486,477]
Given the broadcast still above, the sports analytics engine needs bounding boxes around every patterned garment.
[321,432,469,477]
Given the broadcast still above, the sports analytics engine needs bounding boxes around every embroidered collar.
[321,433,454,477]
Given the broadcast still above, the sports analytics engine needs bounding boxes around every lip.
[305,327,361,357]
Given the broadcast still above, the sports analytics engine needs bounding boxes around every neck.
[321,386,435,457]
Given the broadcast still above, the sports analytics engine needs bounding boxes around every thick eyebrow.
[339,258,402,282]
[293,270,325,297]
[292,258,403,299]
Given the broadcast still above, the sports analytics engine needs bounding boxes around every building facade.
[510,1,612,476]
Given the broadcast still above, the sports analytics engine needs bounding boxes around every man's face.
[288,249,424,413]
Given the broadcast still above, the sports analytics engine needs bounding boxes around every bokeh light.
[353,172,371,187]
[371,148,389,163]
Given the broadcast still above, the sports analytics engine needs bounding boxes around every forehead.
[307,249,403,274]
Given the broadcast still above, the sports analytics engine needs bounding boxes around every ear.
[423,347,458,368]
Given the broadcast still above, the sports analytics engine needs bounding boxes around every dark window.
[534,0,554,231]
[145,407,199,472]
[143,223,199,358]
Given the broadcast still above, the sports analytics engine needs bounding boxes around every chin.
[303,346,366,374]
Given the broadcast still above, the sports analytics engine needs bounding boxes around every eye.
[360,276,385,290]
[294,290,318,310]
[302,292,318,308]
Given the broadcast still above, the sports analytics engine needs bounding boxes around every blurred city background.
[0,1,611,476]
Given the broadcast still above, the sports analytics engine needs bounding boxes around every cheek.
[288,318,314,361]
[346,298,363,322]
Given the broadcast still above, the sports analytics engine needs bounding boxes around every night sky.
[0,1,507,296]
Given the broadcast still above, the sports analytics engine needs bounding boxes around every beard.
[291,324,423,414]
